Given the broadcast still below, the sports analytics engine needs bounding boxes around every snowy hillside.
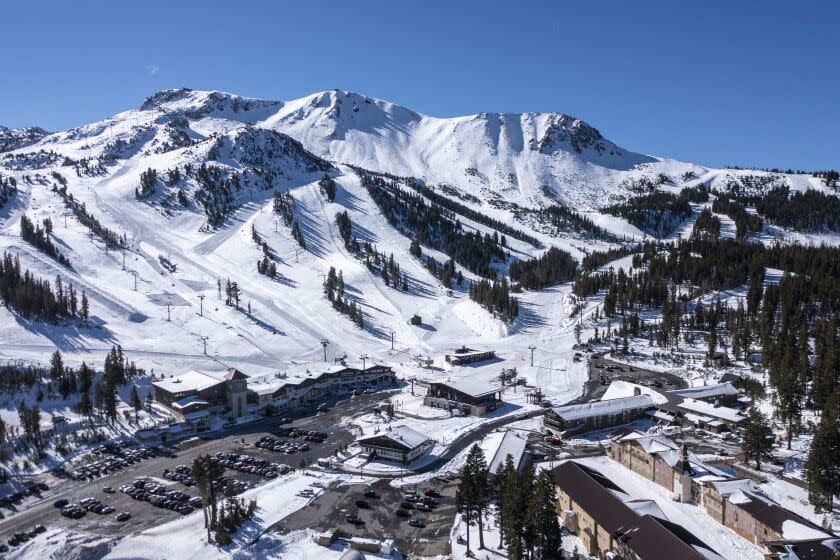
[0,87,835,380]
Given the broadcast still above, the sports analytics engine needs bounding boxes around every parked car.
[363,490,378,499]
[53,498,69,508]
[395,508,411,517]
[408,518,425,528]
[354,499,370,509]
[115,512,131,522]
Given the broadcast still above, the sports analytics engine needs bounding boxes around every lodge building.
[444,346,496,366]
[551,461,724,560]
[357,425,433,464]
[423,378,502,416]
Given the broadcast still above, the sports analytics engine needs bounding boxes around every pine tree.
[130,385,142,422]
[49,350,63,381]
[529,470,563,560]
[80,290,89,325]
[76,390,93,425]
[806,389,840,512]
[741,408,774,470]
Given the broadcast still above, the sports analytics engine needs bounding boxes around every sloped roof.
[488,430,528,473]
[172,396,209,410]
[617,514,726,560]
[435,377,499,398]
[711,480,834,541]
[551,394,654,421]
[671,382,738,400]
[765,537,840,560]
[358,425,430,450]
[224,368,248,381]
[551,461,636,534]
[602,380,669,405]
[677,398,745,423]
[618,431,731,478]
[153,370,225,393]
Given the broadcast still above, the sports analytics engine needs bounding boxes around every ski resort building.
[153,364,396,422]
[669,382,740,406]
[356,425,433,464]
[702,479,834,554]
[423,378,502,416]
[444,346,496,365]
[543,394,655,436]
[674,398,746,431]
[152,369,248,421]
[487,430,529,473]
[247,363,395,414]
[607,430,730,504]
[764,538,840,560]
[551,461,723,559]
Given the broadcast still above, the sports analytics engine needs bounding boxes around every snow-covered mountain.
[0,87,833,378]
[263,89,690,210]
[11,88,702,211]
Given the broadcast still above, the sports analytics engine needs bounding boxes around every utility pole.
[360,353,368,372]
[321,339,329,362]
[198,295,205,317]
[390,330,395,350]
[295,249,299,263]
[200,336,208,355]
[166,303,171,322]
[122,248,126,271]
[132,271,137,291]
[64,212,68,228]
[528,345,536,367]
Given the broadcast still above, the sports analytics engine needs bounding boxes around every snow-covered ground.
[567,456,764,560]
[6,470,372,560]
[1,87,838,557]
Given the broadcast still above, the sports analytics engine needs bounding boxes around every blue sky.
[3,0,837,169]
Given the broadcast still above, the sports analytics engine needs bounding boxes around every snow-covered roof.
[153,370,225,393]
[670,382,738,400]
[648,409,678,421]
[183,410,210,421]
[710,479,834,541]
[358,425,430,450]
[625,499,666,519]
[683,412,714,425]
[602,380,668,405]
[488,430,528,473]
[677,398,745,423]
[172,396,209,410]
[709,478,757,497]
[618,431,731,479]
[552,394,654,421]
[436,377,499,398]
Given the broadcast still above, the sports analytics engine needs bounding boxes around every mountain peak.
[140,89,283,118]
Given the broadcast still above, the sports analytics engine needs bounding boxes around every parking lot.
[0,392,387,548]
[275,476,460,557]
[586,354,687,400]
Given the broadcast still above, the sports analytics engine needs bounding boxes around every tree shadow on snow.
[336,188,368,214]
[293,209,330,259]
[508,301,549,334]
[12,314,116,352]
